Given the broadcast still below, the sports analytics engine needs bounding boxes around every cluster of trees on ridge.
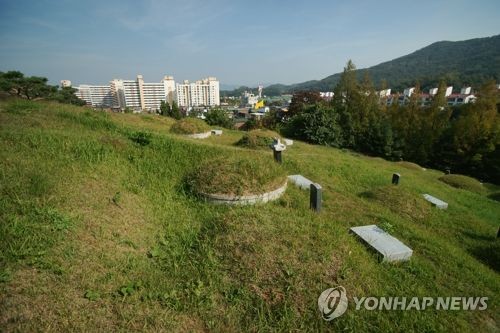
[261,61,499,184]
[0,71,85,106]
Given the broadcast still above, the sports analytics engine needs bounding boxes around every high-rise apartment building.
[175,77,220,108]
[75,85,113,107]
[60,80,72,88]
[75,75,219,111]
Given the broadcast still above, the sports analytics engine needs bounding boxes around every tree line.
[0,70,86,106]
[272,61,499,184]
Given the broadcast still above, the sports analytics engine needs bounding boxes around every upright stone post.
[270,138,286,164]
[392,173,400,185]
[310,183,322,213]
[445,168,451,175]
[273,149,282,163]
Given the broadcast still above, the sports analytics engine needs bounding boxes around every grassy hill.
[1,99,499,332]
[254,34,500,95]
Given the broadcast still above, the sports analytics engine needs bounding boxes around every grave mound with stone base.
[170,118,211,138]
[361,186,430,221]
[190,153,287,205]
[438,174,485,194]
[235,129,281,149]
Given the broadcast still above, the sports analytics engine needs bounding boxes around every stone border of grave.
[186,131,212,139]
[199,180,287,205]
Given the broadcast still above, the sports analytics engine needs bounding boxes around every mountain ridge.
[223,34,500,96]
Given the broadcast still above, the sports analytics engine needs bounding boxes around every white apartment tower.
[175,77,220,108]
[75,85,113,107]
[75,75,220,111]
[109,75,179,111]
[60,80,72,88]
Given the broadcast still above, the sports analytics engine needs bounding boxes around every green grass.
[439,174,487,194]
[236,129,281,149]
[189,153,286,196]
[0,98,499,332]
[170,117,211,135]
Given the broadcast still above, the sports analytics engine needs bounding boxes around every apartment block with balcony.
[75,85,113,107]
[175,77,220,108]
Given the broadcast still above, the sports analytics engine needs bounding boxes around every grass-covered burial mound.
[170,118,211,136]
[361,186,430,221]
[189,153,287,204]
[236,129,281,149]
[438,174,485,194]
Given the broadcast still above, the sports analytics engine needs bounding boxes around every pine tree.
[160,100,171,116]
[170,101,182,120]
[333,60,360,148]
[449,80,498,175]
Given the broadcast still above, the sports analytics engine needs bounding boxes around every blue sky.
[1,0,499,88]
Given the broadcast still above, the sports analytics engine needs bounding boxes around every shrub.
[170,118,210,135]
[236,129,281,149]
[438,174,485,194]
[189,153,286,196]
[128,131,152,146]
[205,108,233,129]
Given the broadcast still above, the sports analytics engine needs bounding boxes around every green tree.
[205,108,233,128]
[287,91,322,119]
[285,103,342,147]
[333,60,361,147]
[49,86,86,106]
[159,100,171,116]
[0,71,56,100]
[448,80,498,175]
[169,101,182,120]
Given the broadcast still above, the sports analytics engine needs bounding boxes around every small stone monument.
[271,138,286,164]
[310,183,322,212]
[392,173,400,185]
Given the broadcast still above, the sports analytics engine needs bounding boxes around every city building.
[176,77,220,108]
[60,80,72,88]
[74,85,113,107]
[242,91,259,107]
[383,86,476,107]
[109,75,178,111]
[75,75,219,112]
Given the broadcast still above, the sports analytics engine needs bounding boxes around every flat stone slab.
[186,131,212,139]
[288,174,314,190]
[423,194,448,209]
[350,225,413,262]
[211,129,223,135]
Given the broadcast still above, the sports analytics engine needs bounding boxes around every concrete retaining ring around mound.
[199,180,287,205]
[186,131,212,139]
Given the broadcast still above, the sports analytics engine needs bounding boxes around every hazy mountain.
[223,34,500,96]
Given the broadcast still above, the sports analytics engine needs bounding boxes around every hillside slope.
[0,100,499,332]
[261,34,500,94]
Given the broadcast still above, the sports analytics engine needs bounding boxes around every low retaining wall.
[199,180,287,205]
[186,131,212,139]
